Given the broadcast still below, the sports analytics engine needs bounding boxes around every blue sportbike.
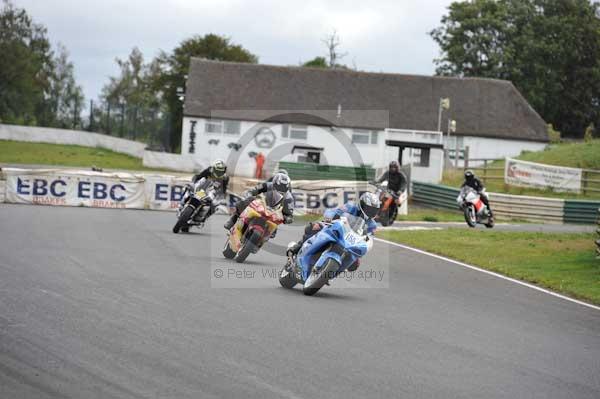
[279,213,373,296]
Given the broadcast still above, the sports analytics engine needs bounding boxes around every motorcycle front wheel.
[235,230,262,263]
[173,206,194,233]
[463,205,477,228]
[303,258,340,296]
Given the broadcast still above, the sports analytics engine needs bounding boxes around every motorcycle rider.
[223,172,294,230]
[461,170,493,217]
[374,160,407,197]
[286,192,380,271]
[191,159,229,194]
[179,159,229,216]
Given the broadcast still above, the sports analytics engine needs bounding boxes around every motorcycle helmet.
[359,192,381,219]
[211,159,227,178]
[464,169,474,180]
[389,160,400,173]
[272,172,290,194]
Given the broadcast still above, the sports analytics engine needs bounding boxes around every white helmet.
[359,192,381,219]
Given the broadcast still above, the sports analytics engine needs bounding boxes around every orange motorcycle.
[223,192,285,263]
[376,182,401,226]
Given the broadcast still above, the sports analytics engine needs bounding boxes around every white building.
[180,59,548,183]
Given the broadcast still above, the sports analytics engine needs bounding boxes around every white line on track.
[374,237,600,311]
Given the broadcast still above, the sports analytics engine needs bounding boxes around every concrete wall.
[0,124,146,158]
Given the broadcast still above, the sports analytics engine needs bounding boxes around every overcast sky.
[17,0,453,102]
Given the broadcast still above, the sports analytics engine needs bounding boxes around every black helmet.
[211,159,226,178]
[389,160,400,172]
[464,170,474,180]
[272,172,290,193]
[359,192,381,219]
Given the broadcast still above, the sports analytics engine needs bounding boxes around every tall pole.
[437,99,443,132]
[89,100,94,131]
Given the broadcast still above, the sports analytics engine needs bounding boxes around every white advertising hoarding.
[504,158,582,193]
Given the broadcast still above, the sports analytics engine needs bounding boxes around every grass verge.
[0,140,166,172]
[377,228,599,305]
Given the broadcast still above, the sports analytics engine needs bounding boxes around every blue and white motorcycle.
[279,213,373,296]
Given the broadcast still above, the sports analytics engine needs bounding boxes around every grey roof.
[184,59,548,142]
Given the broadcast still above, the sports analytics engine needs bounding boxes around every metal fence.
[74,100,174,152]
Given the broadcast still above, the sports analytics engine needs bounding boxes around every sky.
[16,0,454,102]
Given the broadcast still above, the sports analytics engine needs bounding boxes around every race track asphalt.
[0,204,599,399]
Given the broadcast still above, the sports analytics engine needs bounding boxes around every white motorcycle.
[456,186,494,228]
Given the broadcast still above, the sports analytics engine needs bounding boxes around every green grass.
[377,229,600,305]
[443,140,600,199]
[0,140,165,171]
[397,204,464,222]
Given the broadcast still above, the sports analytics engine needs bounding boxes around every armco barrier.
[564,200,600,224]
[492,193,564,223]
[411,182,459,209]
[412,181,599,224]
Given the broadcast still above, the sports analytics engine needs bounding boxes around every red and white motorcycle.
[456,186,494,228]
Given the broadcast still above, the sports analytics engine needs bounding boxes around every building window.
[282,124,307,140]
[205,119,223,134]
[352,129,377,144]
[412,148,430,167]
[224,120,241,135]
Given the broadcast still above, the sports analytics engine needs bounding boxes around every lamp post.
[448,119,457,166]
[437,97,450,132]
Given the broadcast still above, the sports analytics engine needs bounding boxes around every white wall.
[450,135,547,165]
[0,124,146,158]
[181,117,445,182]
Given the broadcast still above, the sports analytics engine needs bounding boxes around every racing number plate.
[344,230,362,246]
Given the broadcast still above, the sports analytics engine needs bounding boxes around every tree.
[302,56,328,68]
[0,0,53,125]
[322,29,348,69]
[301,30,350,70]
[44,44,84,128]
[155,34,258,151]
[430,0,600,137]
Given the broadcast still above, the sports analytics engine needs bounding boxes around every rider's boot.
[286,241,302,257]
[224,214,238,230]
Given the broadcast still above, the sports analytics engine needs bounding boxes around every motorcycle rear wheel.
[223,240,236,259]
[278,264,297,289]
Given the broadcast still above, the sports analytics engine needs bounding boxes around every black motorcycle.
[172,178,219,233]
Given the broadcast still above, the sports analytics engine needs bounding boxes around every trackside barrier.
[596,208,600,258]
[0,124,146,158]
[412,181,600,224]
[0,168,394,216]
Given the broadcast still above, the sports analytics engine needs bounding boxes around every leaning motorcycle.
[172,178,219,233]
[456,186,494,228]
[223,191,285,263]
[279,213,373,296]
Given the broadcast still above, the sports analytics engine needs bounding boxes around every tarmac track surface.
[0,204,599,399]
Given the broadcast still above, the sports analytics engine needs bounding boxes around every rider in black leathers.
[375,161,407,196]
